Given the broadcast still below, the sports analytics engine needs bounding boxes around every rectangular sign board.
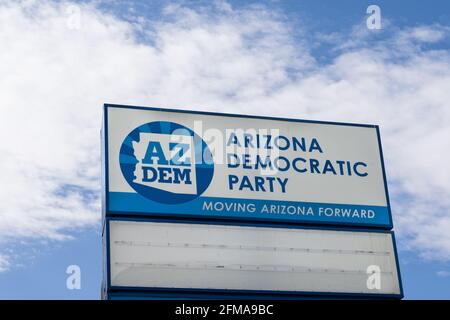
[103,104,392,228]
[106,219,402,297]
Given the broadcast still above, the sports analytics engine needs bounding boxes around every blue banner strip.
[108,192,391,227]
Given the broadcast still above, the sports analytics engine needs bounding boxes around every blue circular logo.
[119,121,214,204]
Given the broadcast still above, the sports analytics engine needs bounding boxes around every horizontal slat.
[109,220,401,295]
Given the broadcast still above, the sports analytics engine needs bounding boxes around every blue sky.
[0,0,450,299]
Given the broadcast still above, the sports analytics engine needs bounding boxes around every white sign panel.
[107,220,402,296]
[104,104,392,227]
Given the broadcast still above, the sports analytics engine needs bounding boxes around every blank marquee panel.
[108,220,401,295]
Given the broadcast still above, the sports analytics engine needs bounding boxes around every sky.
[0,0,450,299]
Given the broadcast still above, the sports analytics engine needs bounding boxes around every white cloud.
[0,0,449,268]
[0,254,10,272]
[437,270,450,278]
[407,26,447,43]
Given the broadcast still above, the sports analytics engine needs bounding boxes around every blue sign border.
[103,216,403,300]
[102,103,393,230]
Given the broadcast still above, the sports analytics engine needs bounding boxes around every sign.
[103,104,392,228]
[106,219,402,297]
